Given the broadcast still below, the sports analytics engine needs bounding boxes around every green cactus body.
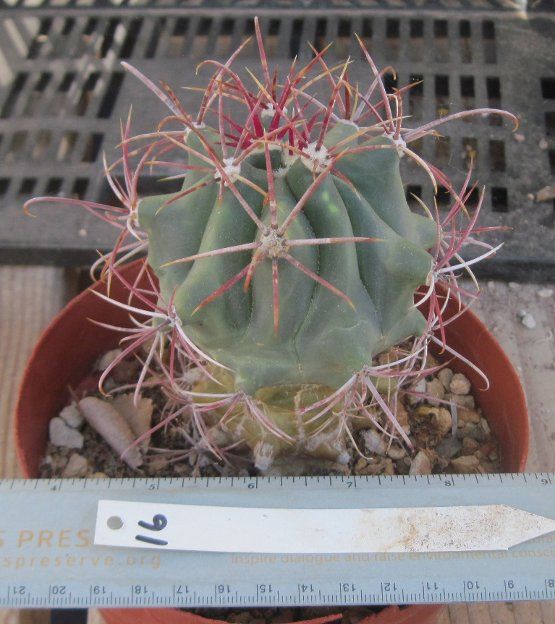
[140,123,435,403]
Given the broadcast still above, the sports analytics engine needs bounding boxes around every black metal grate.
[0,8,554,278]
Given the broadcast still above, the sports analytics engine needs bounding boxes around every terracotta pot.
[15,260,528,624]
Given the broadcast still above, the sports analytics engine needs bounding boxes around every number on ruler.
[216,585,231,594]
[133,585,148,595]
[91,585,106,595]
[175,585,189,595]
[50,585,66,595]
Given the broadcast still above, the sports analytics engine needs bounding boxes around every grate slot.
[459,20,472,64]
[82,132,103,163]
[489,140,506,173]
[541,78,555,100]
[482,20,497,64]
[27,18,52,59]
[1,72,28,118]
[97,72,124,119]
[433,19,448,63]
[491,187,508,212]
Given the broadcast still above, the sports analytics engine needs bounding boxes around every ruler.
[1,473,555,609]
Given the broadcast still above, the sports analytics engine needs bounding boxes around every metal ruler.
[1,473,555,609]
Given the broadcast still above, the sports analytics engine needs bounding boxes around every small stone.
[513,133,525,142]
[392,400,410,433]
[536,186,555,202]
[436,436,462,460]
[148,456,169,472]
[433,408,453,436]
[408,378,426,405]
[62,453,89,478]
[449,373,471,395]
[409,451,432,475]
[446,393,476,410]
[450,455,481,474]
[517,310,536,329]
[382,458,395,475]
[59,403,84,429]
[438,368,454,391]
[387,445,407,460]
[355,457,368,472]
[538,288,553,298]
[508,282,519,290]
[459,423,486,443]
[91,472,107,479]
[49,417,84,449]
[539,138,548,150]
[480,418,491,436]
[462,437,480,454]
[361,429,387,456]
[95,348,123,372]
[426,378,445,406]
[172,464,191,476]
[458,408,481,424]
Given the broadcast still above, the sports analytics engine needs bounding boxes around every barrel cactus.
[26,18,517,471]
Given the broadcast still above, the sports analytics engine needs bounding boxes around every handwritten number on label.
[135,514,169,546]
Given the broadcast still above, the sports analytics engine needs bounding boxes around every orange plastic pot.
[15,260,528,624]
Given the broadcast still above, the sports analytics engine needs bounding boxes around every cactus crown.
[26,18,517,469]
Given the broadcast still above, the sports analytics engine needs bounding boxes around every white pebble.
[409,451,432,475]
[62,453,89,478]
[518,311,536,329]
[538,288,553,299]
[59,403,84,429]
[49,417,84,449]
[95,348,123,372]
[449,373,471,395]
[438,368,454,391]
[387,445,406,460]
[539,138,548,150]
[361,429,387,456]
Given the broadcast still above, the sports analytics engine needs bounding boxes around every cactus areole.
[26,18,517,469]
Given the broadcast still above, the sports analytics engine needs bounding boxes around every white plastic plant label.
[94,500,555,553]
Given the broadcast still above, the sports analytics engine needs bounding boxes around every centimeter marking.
[2,580,555,608]
[1,473,554,609]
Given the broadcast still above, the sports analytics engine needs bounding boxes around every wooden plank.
[0,266,77,624]
[488,601,516,624]
[511,601,544,623]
